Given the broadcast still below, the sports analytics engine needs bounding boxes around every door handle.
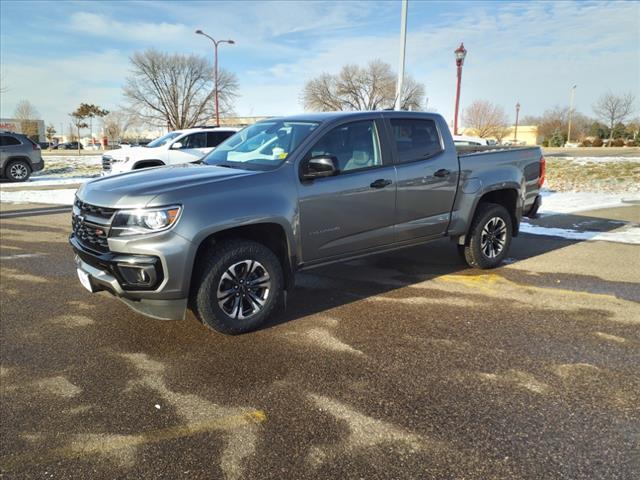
[434,169,450,177]
[370,179,392,189]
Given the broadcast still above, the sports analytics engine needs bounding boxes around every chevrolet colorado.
[70,111,544,334]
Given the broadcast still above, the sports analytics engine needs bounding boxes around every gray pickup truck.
[70,111,544,334]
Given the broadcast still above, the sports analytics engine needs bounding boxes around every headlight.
[110,206,181,237]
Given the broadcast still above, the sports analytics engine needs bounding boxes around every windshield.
[202,121,319,169]
[146,132,182,148]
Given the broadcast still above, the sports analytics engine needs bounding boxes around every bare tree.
[103,110,136,144]
[462,101,510,139]
[13,100,40,140]
[123,49,239,130]
[524,106,592,143]
[70,106,89,154]
[45,124,56,149]
[301,60,425,111]
[593,92,636,146]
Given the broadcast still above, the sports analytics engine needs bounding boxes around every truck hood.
[77,163,256,208]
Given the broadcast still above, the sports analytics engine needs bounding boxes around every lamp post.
[453,42,467,135]
[514,102,521,142]
[195,29,235,127]
[567,84,577,144]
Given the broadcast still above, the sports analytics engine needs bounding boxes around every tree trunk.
[608,122,614,147]
[78,127,81,156]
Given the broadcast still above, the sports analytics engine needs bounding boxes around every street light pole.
[394,0,408,111]
[514,102,521,142]
[453,42,467,135]
[195,29,235,127]
[567,84,577,144]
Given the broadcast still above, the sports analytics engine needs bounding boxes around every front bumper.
[70,232,192,320]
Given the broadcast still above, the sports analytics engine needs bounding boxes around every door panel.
[388,117,459,240]
[297,119,396,262]
[298,167,397,261]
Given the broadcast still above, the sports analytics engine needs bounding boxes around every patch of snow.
[0,188,77,205]
[539,190,640,216]
[1,176,93,189]
[520,223,640,244]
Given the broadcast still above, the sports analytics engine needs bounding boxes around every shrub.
[542,139,549,147]
[626,140,637,147]
[580,139,592,147]
[592,138,604,147]
[549,130,565,147]
[611,138,625,147]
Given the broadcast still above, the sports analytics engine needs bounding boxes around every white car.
[453,135,492,146]
[102,127,240,175]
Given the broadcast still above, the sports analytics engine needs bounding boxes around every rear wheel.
[6,160,31,182]
[461,203,512,269]
[194,239,283,335]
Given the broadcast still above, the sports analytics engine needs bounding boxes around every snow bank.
[539,190,640,216]
[520,223,640,245]
[0,188,77,205]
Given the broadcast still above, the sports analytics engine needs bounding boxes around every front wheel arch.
[132,160,165,170]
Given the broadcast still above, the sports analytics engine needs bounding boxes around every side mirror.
[171,142,183,150]
[302,155,339,180]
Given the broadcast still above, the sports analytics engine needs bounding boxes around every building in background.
[462,124,540,145]
[0,117,45,142]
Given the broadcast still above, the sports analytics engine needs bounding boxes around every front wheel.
[461,203,513,269]
[194,239,284,335]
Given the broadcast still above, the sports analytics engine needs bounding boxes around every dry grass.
[545,158,640,193]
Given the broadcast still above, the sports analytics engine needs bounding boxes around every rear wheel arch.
[469,188,520,237]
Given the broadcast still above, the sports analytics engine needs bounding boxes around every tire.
[5,160,31,182]
[194,239,284,335]
[461,202,513,269]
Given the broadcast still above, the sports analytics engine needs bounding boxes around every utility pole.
[567,84,577,144]
[514,102,521,142]
[394,0,408,110]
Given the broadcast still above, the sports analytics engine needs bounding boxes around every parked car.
[0,131,44,181]
[101,127,239,174]
[71,111,544,334]
[38,141,51,149]
[453,135,492,146]
[58,142,84,150]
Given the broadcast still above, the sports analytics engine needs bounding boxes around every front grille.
[74,198,116,221]
[102,155,112,171]
[72,199,115,253]
[72,217,110,253]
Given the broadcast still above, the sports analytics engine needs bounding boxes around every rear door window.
[180,132,207,149]
[207,131,235,147]
[389,118,443,163]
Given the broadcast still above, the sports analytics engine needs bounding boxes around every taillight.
[539,155,546,187]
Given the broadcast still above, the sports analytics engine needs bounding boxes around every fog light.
[117,264,157,288]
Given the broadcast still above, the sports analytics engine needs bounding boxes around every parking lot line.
[0,410,266,472]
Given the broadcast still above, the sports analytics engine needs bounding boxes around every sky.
[0,0,638,131]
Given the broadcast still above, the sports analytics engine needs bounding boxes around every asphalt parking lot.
[1,202,639,479]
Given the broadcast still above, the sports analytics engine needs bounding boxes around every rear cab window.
[389,118,443,163]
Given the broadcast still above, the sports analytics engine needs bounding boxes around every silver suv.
[0,131,45,182]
